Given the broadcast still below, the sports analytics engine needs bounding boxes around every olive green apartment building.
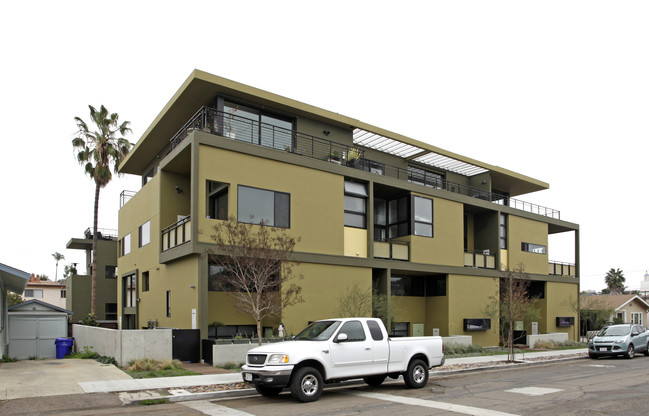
[117,70,579,346]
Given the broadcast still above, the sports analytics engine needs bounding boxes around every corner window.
[521,242,546,254]
[344,180,368,229]
[142,271,149,292]
[391,276,425,296]
[208,264,228,291]
[207,181,229,220]
[139,221,150,247]
[374,198,387,241]
[237,185,290,228]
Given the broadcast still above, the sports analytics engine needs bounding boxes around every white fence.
[73,324,173,366]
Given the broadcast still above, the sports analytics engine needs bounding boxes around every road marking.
[505,387,563,396]
[348,391,520,416]
[181,399,255,415]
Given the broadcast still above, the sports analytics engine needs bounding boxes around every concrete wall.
[526,332,568,348]
[73,324,172,366]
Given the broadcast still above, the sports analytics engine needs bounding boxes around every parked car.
[241,317,444,402]
[588,324,649,359]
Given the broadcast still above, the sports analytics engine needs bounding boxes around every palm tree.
[52,252,65,281]
[72,105,132,315]
[604,268,626,295]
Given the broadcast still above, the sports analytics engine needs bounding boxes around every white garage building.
[8,299,72,359]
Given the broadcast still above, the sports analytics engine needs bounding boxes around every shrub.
[1,355,18,363]
[125,358,184,372]
[81,313,99,326]
[444,344,486,356]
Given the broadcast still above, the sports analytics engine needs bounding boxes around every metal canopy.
[353,128,488,176]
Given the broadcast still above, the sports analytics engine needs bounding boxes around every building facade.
[117,70,580,346]
[21,274,66,309]
[66,229,118,323]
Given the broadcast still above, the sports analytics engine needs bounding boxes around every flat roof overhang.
[0,263,30,294]
[120,70,548,197]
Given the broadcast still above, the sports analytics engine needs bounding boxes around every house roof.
[9,299,73,314]
[581,294,649,311]
[0,262,30,294]
[120,69,549,197]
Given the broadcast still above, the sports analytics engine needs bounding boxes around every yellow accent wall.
[391,296,426,336]
[507,216,548,275]
[344,227,368,257]
[426,294,449,336]
[544,281,579,341]
[279,263,372,336]
[448,274,500,346]
[197,146,344,256]
[402,195,464,266]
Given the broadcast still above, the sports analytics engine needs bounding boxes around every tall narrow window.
[413,196,433,237]
[139,220,151,247]
[142,271,150,292]
[499,213,508,249]
[238,185,290,228]
[166,290,172,317]
[388,196,409,238]
[207,181,229,220]
[121,233,131,256]
[374,198,387,241]
[344,181,368,229]
[105,303,117,320]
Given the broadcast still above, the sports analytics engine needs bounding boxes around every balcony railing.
[374,240,409,261]
[549,261,576,277]
[162,216,191,251]
[120,190,136,208]
[83,227,118,241]
[464,250,496,269]
[166,106,560,219]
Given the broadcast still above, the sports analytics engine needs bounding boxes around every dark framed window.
[344,180,368,229]
[138,220,151,247]
[392,322,409,337]
[142,271,149,292]
[499,214,508,249]
[207,181,229,220]
[237,185,290,228]
[123,275,136,308]
[522,242,546,254]
[408,165,444,188]
[413,196,433,237]
[224,101,294,151]
[388,195,410,238]
[121,233,131,256]
[166,290,171,318]
[24,289,43,298]
[208,264,229,291]
[105,303,117,320]
[426,276,447,297]
[105,265,116,279]
[374,198,387,241]
[60,290,66,298]
[391,276,425,296]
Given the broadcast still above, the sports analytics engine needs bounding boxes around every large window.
[208,264,229,291]
[522,242,546,254]
[224,102,293,151]
[207,181,229,220]
[413,196,433,237]
[238,185,290,228]
[408,166,444,188]
[388,196,409,238]
[391,276,425,296]
[344,181,368,229]
[24,289,43,298]
[139,220,150,247]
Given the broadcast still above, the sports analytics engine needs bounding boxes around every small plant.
[124,358,197,378]
[81,313,99,326]
[67,345,99,359]
[139,398,169,406]
[1,355,18,363]
[96,355,118,366]
[217,361,245,371]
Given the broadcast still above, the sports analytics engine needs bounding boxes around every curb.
[121,353,588,406]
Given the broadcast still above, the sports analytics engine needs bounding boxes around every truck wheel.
[290,367,323,402]
[255,385,283,397]
[363,375,386,387]
[403,359,428,389]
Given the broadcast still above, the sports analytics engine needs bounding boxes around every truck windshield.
[294,321,341,341]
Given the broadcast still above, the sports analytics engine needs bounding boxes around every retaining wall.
[526,332,568,348]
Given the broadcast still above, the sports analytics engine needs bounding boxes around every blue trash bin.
[55,338,73,359]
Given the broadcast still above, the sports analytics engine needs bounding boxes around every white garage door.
[8,315,68,359]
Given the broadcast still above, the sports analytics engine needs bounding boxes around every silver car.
[588,324,649,359]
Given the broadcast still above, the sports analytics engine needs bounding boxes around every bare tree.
[208,217,303,345]
[336,282,372,317]
[485,264,539,361]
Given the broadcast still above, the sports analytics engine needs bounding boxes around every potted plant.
[328,150,342,164]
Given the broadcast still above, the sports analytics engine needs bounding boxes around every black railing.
[120,190,136,208]
[161,216,191,251]
[167,106,560,219]
[83,227,118,241]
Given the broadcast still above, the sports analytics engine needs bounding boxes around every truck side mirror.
[335,333,348,343]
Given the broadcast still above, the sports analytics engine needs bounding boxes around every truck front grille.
[247,354,267,365]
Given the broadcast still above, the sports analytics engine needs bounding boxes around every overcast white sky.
[1,1,647,291]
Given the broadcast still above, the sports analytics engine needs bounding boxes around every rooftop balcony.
[163,106,560,219]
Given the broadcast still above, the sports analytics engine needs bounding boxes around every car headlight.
[615,337,628,343]
[268,354,289,364]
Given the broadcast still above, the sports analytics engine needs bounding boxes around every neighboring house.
[581,294,649,326]
[0,262,30,356]
[116,70,580,347]
[8,299,72,359]
[22,274,67,309]
[65,228,118,325]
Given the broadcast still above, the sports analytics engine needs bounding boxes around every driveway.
[0,359,132,400]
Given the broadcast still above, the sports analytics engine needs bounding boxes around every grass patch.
[216,361,244,372]
[138,398,170,406]
[125,358,200,379]
[533,340,586,350]
[66,346,118,366]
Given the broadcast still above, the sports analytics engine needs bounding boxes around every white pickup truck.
[241,317,444,402]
